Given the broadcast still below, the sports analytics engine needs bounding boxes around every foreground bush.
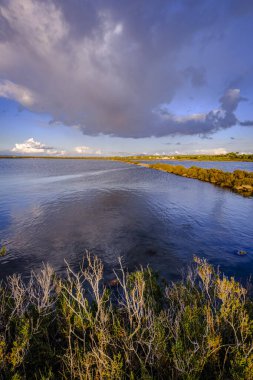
[0,254,253,379]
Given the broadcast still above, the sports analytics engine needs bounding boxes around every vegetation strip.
[1,254,253,379]
[122,161,253,197]
[0,152,253,162]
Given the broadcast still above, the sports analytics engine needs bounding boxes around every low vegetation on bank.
[117,152,253,162]
[135,163,253,196]
[0,152,253,162]
[1,254,253,379]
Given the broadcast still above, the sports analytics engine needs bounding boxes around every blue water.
[141,160,253,172]
[0,159,252,282]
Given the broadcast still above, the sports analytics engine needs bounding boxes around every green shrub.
[0,254,253,379]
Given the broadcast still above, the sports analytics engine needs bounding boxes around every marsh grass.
[0,254,253,379]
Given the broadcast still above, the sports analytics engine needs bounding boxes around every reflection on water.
[0,159,253,281]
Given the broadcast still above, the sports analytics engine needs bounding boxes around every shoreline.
[0,154,253,162]
[121,161,253,197]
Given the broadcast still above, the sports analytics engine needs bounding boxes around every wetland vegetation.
[1,254,253,380]
[0,152,253,162]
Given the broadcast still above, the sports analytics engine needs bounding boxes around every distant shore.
[0,152,253,162]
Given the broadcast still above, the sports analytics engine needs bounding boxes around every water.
[0,159,253,282]
[141,160,253,172]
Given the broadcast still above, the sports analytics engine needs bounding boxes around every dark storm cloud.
[228,0,253,16]
[0,6,12,41]
[219,89,247,113]
[183,66,206,87]
[0,0,252,138]
[240,120,253,127]
[201,136,213,140]
[156,89,246,137]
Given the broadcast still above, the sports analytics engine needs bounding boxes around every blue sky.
[0,0,253,156]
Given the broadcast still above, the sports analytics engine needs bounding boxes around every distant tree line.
[0,152,253,161]
[117,152,253,162]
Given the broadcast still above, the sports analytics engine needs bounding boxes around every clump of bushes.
[0,254,253,379]
[148,164,253,196]
[0,246,6,257]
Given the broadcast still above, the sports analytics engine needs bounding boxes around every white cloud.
[12,138,46,153]
[50,149,66,155]
[194,148,228,155]
[0,80,35,107]
[75,146,102,155]
[11,138,64,154]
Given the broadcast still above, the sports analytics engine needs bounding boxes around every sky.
[0,0,253,156]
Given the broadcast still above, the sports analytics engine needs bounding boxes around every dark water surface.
[0,159,252,282]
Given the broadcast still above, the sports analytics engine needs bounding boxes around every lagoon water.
[142,160,253,172]
[0,159,253,282]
